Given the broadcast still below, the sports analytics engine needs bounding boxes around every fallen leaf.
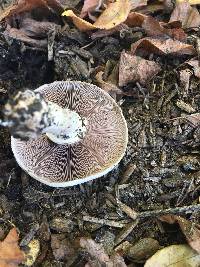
[0,0,63,22]
[126,238,161,262]
[160,215,200,254]
[4,26,47,47]
[62,10,97,31]
[144,244,200,267]
[142,16,168,37]
[80,237,127,267]
[51,234,75,261]
[91,23,131,39]
[142,16,186,41]
[95,71,123,98]
[62,0,131,31]
[94,0,131,29]
[20,17,60,38]
[131,37,195,56]
[184,113,200,127]
[170,1,200,29]
[137,3,165,14]
[177,0,200,6]
[0,0,43,21]
[125,12,147,27]
[130,0,147,10]
[80,0,100,18]
[0,228,25,267]
[119,51,161,86]
[186,59,200,78]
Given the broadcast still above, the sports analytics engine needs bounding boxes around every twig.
[115,220,139,246]
[119,163,136,184]
[138,204,200,219]
[82,215,129,228]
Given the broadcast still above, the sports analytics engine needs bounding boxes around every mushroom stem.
[3,90,87,144]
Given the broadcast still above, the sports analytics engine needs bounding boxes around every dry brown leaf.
[186,59,200,78]
[0,0,63,22]
[125,12,147,27]
[4,26,47,47]
[80,237,127,267]
[62,0,131,31]
[95,71,123,98]
[119,51,161,86]
[80,0,100,18]
[170,1,200,29]
[184,113,200,127]
[0,0,44,21]
[142,16,186,41]
[20,17,59,38]
[0,228,25,267]
[131,37,195,56]
[144,244,200,267]
[160,215,200,254]
[130,0,147,10]
[62,10,97,31]
[137,3,165,14]
[94,0,131,29]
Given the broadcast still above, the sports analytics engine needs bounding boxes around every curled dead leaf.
[20,17,59,38]
[4,26,48,47]
[62,10,97,31]
[0,228,25,267]
[142,16,186,42]
[170,1,200,29]
[131,37,195,56]
[119,51,161,86]
[0,0,63,22]
[62,0,131,31]
[160,215,200,254]
[95,71,123,99]
[130,0,147,10]
[144,244,200,267]
[93,0,131,29]
[80,237,127,266]
[125,12,147,27]
[80,0,101,18]
[186,59,200,78]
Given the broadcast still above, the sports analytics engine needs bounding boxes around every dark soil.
[1,2,200,266]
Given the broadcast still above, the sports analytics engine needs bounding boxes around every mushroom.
[4,81,128,187]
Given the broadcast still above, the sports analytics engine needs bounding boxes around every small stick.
[119,163,136,184]
[138,204,200,219]
[82,215,129,228]
[116,198,137,220]
[115,220,139,246]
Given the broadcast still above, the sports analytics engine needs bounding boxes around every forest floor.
[1,0,200,266]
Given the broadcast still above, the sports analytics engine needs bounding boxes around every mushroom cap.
[11,81,128,187]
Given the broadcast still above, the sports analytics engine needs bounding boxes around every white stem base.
[44,102,87,144]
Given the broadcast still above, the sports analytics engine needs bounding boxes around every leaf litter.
[1,0,200,266]
[0,228,25,267]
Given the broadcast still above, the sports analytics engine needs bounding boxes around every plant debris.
[119,51,161,86]
[145,244,200,267]
[1,0,200,265]
[0,228,25,267]
[169,1,200,29]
